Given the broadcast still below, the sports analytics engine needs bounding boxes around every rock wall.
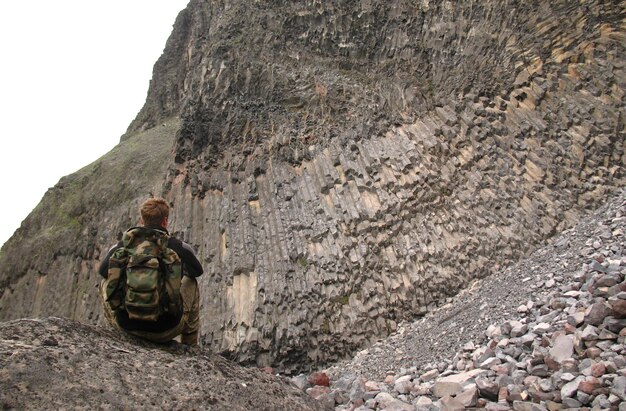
[0,0,624,373]
[164,0,626,371]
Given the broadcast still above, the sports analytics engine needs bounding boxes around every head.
[139,198,170,228]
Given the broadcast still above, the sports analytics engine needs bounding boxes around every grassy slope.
[0,120,179,309]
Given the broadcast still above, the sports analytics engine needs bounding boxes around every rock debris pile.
[0,318,327,411]
[294,189,626,410]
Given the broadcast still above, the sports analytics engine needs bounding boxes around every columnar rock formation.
[0,0,624,372]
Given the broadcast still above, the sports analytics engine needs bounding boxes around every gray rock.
[562,397,582,408]
[603,317,626,333]
[455,385,478,407]
[476,378,499,401]
[439,395,465,411]
[560,376,585,399]
[580,324,599,341]
[374,392,414,411]
[511,401,547,411]
[349,377,367,402]
[585,302,612,325]
[548,335,574,363]
[291,374,311,391]
[612,376,626,400]
[591,394,612,409]
[394,376,413,395]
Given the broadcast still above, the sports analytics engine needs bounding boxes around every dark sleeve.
[168,237,204,278]
[98,242,123,279]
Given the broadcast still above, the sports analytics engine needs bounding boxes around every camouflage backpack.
[104,227,183,322]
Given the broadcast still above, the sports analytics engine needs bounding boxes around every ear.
[161,216,169,228]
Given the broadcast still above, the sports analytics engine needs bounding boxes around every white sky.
[0,1,189,248]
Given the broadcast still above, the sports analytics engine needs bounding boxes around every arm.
[169,237,204,278]
[97,243,123,278]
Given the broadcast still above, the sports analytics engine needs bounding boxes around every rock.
[487,325,502,339]
[612,376,626,400]
[413,396,433,408]
[306,385,331,399]
[548,335,573,363]
[512,401,548,411]
[433,369,485,398]
[590,362,606,378]
[308,372,330,387]
[594,274,619,287]
[580,324,599,341]
[545,400,561,411]
[484,402,513,410]
[394,375,413,394]
[584,346,602,359]
[314,391,336,409]
[577,377,600,395]
[609,299,626,318]
[476,378,500,401]
[561,376,585,399]
[591,394,611,409]
[433,381,462,398]
[603,317,626,333]
[439,395,465,411]
[533,323,551,334]
[576,390,592,405]
[332,373,357,392]
[473,346,495,364]
[350,378,368,402]
[326,190,626,411]
[455,385,478,407]
[529,364,550,377]
[420,369,440,382]
[462,341,476,352]
[363,380,379,392]
[562,397,582,408]
[291,374,311,391]
[374,392,414,411]
[0,318,327,411]
[585,302,612,325]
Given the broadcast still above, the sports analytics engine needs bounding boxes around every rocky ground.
[0,318,327,411]
[293,188,626,410]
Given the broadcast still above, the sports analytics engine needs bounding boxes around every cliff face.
[0,0,624,373]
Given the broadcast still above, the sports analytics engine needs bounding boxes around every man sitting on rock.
[97,198,203,346]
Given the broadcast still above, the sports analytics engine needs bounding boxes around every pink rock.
[578,378,600,395]
[364,380,380,391]
[498,387,508,403]
[584,347,602,359]
[306,385,330,399]
[590,363,606,378]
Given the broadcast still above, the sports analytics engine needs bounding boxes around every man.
[98,198,203,346]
